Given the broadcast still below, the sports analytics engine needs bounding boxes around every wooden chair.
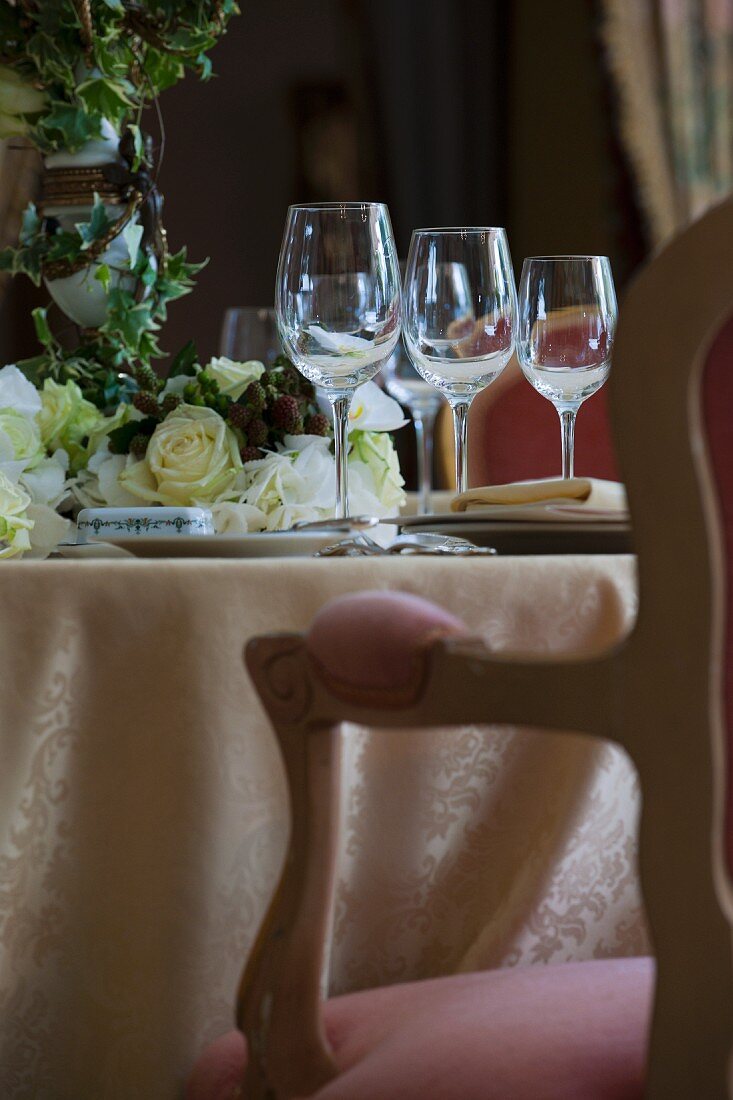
[188,197,733,1098]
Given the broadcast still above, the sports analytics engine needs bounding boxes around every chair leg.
[637,789,733,1099]
[238,724,341,1100]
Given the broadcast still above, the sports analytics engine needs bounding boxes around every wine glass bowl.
[403,228,517,494]
[517,256,617,479]
[219,307,281,362]
[275,202,402,518]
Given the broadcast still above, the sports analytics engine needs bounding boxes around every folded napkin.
[451,477,628,514]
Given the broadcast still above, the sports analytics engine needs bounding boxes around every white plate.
[415,519,633,555]
[393,502,630,527]
[56,541,135,560]
[99,530,345,559]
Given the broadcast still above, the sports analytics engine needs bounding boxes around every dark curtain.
[354,0,510,254]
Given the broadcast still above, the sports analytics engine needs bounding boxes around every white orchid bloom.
[306,326,374,354]
[316,379,407,433]
[348,380,407,432]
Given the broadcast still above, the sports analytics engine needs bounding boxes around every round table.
[0,555,647,1098]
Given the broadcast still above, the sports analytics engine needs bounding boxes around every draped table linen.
[0,555,647,1098]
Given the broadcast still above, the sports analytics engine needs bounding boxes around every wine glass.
[275,202,402,518]
[219,307,281,362]
[403,228,516,495]
[516,256,617,479]
[383,339,443,514]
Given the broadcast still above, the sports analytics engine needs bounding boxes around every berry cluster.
[114,353,327,462]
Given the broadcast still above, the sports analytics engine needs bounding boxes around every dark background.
[0,0,645,368]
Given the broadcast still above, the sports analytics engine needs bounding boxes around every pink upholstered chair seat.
[187,957,653,1100]
[307,591,470,701]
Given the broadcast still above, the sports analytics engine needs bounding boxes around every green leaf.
[168,340,199,378]
[36,101,100,152]
[46,230,83,265]
[76,76,134,125]
[16,354,52,386]
[108,417,157,455]
[95,263,111,293]
[122,222,143,268]
[20,203,40,246]
[126,122,145,171]
[143,50,185,93]
[32,306,53,349]
[76,195,111,248]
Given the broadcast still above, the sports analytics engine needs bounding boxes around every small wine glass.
[275,202,402,518]
[517,256,617,479]
[403,228,516,495]
[219,307,281,362]
[383,338,443,514]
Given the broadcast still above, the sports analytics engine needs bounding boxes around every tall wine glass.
[403,228,516,495]
[275,202,401,518]
[383,339,443,514]
[220,307,280,362]
[517,256,617,479]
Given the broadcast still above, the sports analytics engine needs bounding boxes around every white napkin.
[451,478,628,520]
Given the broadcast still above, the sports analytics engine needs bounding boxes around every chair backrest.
[703,314,733,883]
[241,198,733,1099]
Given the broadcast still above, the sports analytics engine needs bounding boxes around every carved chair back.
[241,198,733,1099]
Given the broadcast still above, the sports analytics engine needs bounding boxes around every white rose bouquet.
[73,351,407,534]
[0,366,73,557]
[0,346,408,556]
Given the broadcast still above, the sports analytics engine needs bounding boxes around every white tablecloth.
[0,556,647,1098]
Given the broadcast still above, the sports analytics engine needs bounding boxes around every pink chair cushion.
[186,1031,244,1100]
[702,314,733,877]
[307,591,469,697]
[469,375,620,486]
[187,957,653,1100]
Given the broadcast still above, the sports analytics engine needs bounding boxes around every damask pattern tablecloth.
[0,556,647,1098]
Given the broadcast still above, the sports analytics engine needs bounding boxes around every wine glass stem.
[330,393,352,519]
[452,401,470,495]
[559,407,577,479]
[412,409,436,515]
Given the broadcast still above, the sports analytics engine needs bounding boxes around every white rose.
[0,364,42,417]
[120,404,242,505]
[348,430,406,514]
[207,357,265,400]
[0,408,44,469]
[39,379,102,473]
[0,470,33,558]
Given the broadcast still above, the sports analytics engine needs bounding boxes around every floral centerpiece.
[0,346,407,557]
[0,1,406,556]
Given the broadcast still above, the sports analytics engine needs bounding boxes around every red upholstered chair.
[188,199,733,1099]
[469,359,620,484]
[437,354,619,489]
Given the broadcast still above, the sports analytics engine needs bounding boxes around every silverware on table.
[314,532,496,557]
[291,515,380,533]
